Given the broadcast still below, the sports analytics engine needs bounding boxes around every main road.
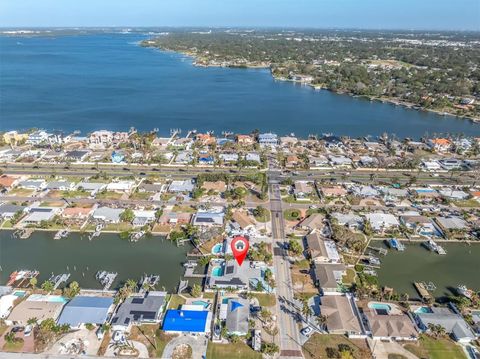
[269,168,304,359]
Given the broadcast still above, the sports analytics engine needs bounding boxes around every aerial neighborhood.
[0,127,479,358]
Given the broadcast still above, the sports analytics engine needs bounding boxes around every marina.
[375,241,480,300]
[0,230,192,291]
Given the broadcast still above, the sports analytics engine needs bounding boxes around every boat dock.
[367,246,388,256]
[183,260,205,278]
[96,271,118,291]
[139,274,160,292]
[54,229,70,240]
[13,229,34,240]
[130,231,145,242]
[49,273,71,290]
[177,279,189,294]
[7,270,39,287]
[414,281,435,302]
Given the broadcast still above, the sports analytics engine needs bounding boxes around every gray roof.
[168,180,194,193]
[46,181,74,190]
[417,307,476,341]
[93,207,123,222]
[111,292,166,327]
[57,296,113,327]
[313,263,346,291]
[0,204,25,215]
[225,298,249,335]
[77,182,106,191]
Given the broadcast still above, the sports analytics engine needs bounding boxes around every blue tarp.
[57,296,113,327]
[163,310,208,333]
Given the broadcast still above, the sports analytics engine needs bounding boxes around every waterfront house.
[62,206,95,220]
[352,185,380,198]
[310,155,329,167]
[331,212,363,230]
[174,151,193,164]
[132,210,156,227]
[206,259,266,291]
[236,134,255,146]
[223,298,249,336]
[111,151,125,164]
[439,158,463,171]
[158,209,192,226]
[163,307,212,334]
[111,291,167,332]
[363,304,417,341]
[305,231,341,264]
[298,213,324,231]
[319,294,363,337]
[323,135,344,149]
[0,204,26,220]
[414,306,476,343]
[320,186,347,198]
[280,136,298,147]
[400,214,437,236]
[294,180,313,200]
[365,213,400,232]
[21,207,59,225]
[46,180,76,191]
[88,130,114,148]
[201,181,227,193]
[422,160,442,171]
[192,207,225,227]
[434,216,469,237]
[18,179,46,191]
[0,294,18,320]
[168,180,194,193]
[245,152,261,163]
[313,262,346,295]
[195,133,216,146]
[57,296,114,329]
[92,207,123,223]
[6,294,66,326]
[26,130,51,146]
[428,138,452,153]
[2,131,28,145]
[258,133,278,148]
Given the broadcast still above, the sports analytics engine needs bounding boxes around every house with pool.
[6,294,67,326]
[362,302,418,341]
[205,259,271,292]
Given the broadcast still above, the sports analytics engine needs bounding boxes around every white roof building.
[365,213,400,231]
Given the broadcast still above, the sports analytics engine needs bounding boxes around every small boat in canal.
[423,239,447,255]
[54,229,70,240]
[387,238,405,251]
[130,231,145,242]
[457,285,474,299]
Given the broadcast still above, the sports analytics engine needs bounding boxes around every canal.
[375,241,480,300]
[0,231,192,291]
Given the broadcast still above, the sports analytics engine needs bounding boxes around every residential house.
[294,181,313,200]
[18,179,46,191]
[434,216,469,236]
[6,294,66,326]
[111,291,167,332]
[57,296,114,329]
[414,306,476,343]
[422,160,442,171]
[26,130,51,145]
[428,138,452,153]
[168,180,194,193]
[298,213,324,231]
[329,155,352,167]
[224,298,249,336]
[206,259,266,291]
[245,152,261,164]
[65,150,90,162]
[61,206,95,220]
[106,180,135,193]
[220,153,238,163]
[196,133,216,146]
[313,262,346,295]
[0,204,26,220]
[158,209,192,226]
[21,207,59,225]
[163,307,212,334]
[198,153,214,165]
[305,231,341,264]
[174,151,193,164]
[192,207,225,227]
[258,133,278,148]
[439,189,469,200]
[46,181,75,191]
[92,207,123,223]
[363,305,417,341]
[132,210,156,227]
[310,155,329,167]
[231,211,255,230]
[236,134,255,146]
[439,158,463,171]
[0,175,22,190]
[76,182,106,195]
[365,213,400,232]
[321,186,347,198]
[400,215,437,237]
[320,294,363,337]
[286,155,300,168]
[331,212,363,230]
[352,185,380,198]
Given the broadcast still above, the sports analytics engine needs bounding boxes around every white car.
[24,325,33,337]
[300,326,313,337]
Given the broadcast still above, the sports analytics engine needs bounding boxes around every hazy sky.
[1,0,479,30]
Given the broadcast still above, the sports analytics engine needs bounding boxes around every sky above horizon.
[0,0,479,31]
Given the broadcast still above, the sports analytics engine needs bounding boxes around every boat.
[457,285,474,299]
[130,231,145,242]
[139,274,160,291]
[366,255,381,266]
[424,239,446,255]
[183,261,198,268]
[54,229,70,240]
[96,271,118,291]
[387,238,405,251]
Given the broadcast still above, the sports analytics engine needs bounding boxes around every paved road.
[269,172,304,359]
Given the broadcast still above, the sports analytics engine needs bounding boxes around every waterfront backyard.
[376,241,480,300]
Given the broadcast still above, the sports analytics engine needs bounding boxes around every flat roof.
[163,309,209,333]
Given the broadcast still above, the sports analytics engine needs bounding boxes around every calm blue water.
[1,33,478,138]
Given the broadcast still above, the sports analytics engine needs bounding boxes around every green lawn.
[252,293,276,307]
[303,334,371,359]
[284,209,302,221]
[404,335,466,359]
[254,210,271,223]
[206,342,262,359]
[167,294,186,309]
[453,199,480,208]
[342,268,357,285]
[95,191,123,200]
[129,191,151,200]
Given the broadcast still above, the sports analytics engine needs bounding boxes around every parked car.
[300,326,313,337]
[24,325,33,337]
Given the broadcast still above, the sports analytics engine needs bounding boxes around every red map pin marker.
[231,236,249,266]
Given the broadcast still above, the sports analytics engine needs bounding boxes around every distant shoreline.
[145,44,480,124]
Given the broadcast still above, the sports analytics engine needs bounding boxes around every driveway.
[161,334,208,359]
[371,340,419,359]
[46,329,100,356]
[104,339,149,358]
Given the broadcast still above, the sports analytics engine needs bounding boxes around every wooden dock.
[414,282,433,302]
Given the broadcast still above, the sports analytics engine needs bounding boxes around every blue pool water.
[368,302,392,312]
[12,290,26,297]
[414,306,433,314]
[211,266,224,277]
[192,300,210,308]
[211,243,223,255]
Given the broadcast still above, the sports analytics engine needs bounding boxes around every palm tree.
[316,314,328,331]
[27,317,38,326]
[41,280,54,293]
[29,277,37,289]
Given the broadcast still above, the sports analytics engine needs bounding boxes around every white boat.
[130,231,145,242]
[457,285,473,299]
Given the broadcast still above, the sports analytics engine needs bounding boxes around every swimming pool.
[27,294,68,304]
[368,302,391,315]
[211,243,223,255]
[414,306,433,314]
[211,266,224,277]
[12,290,26,297]
[192,300,210,308]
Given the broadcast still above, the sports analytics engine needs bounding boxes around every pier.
[367,246,388,256]
[139,274,160,292]
[49,273,71,290]
[96,271,118,291]
[177,280,189,294]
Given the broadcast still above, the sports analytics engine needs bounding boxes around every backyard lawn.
[404,335,466,359]
[284,208,302,221]
[206,342,262,359]
[303,334,371,359]
[167,294,186,309]
[252,293,276,307]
